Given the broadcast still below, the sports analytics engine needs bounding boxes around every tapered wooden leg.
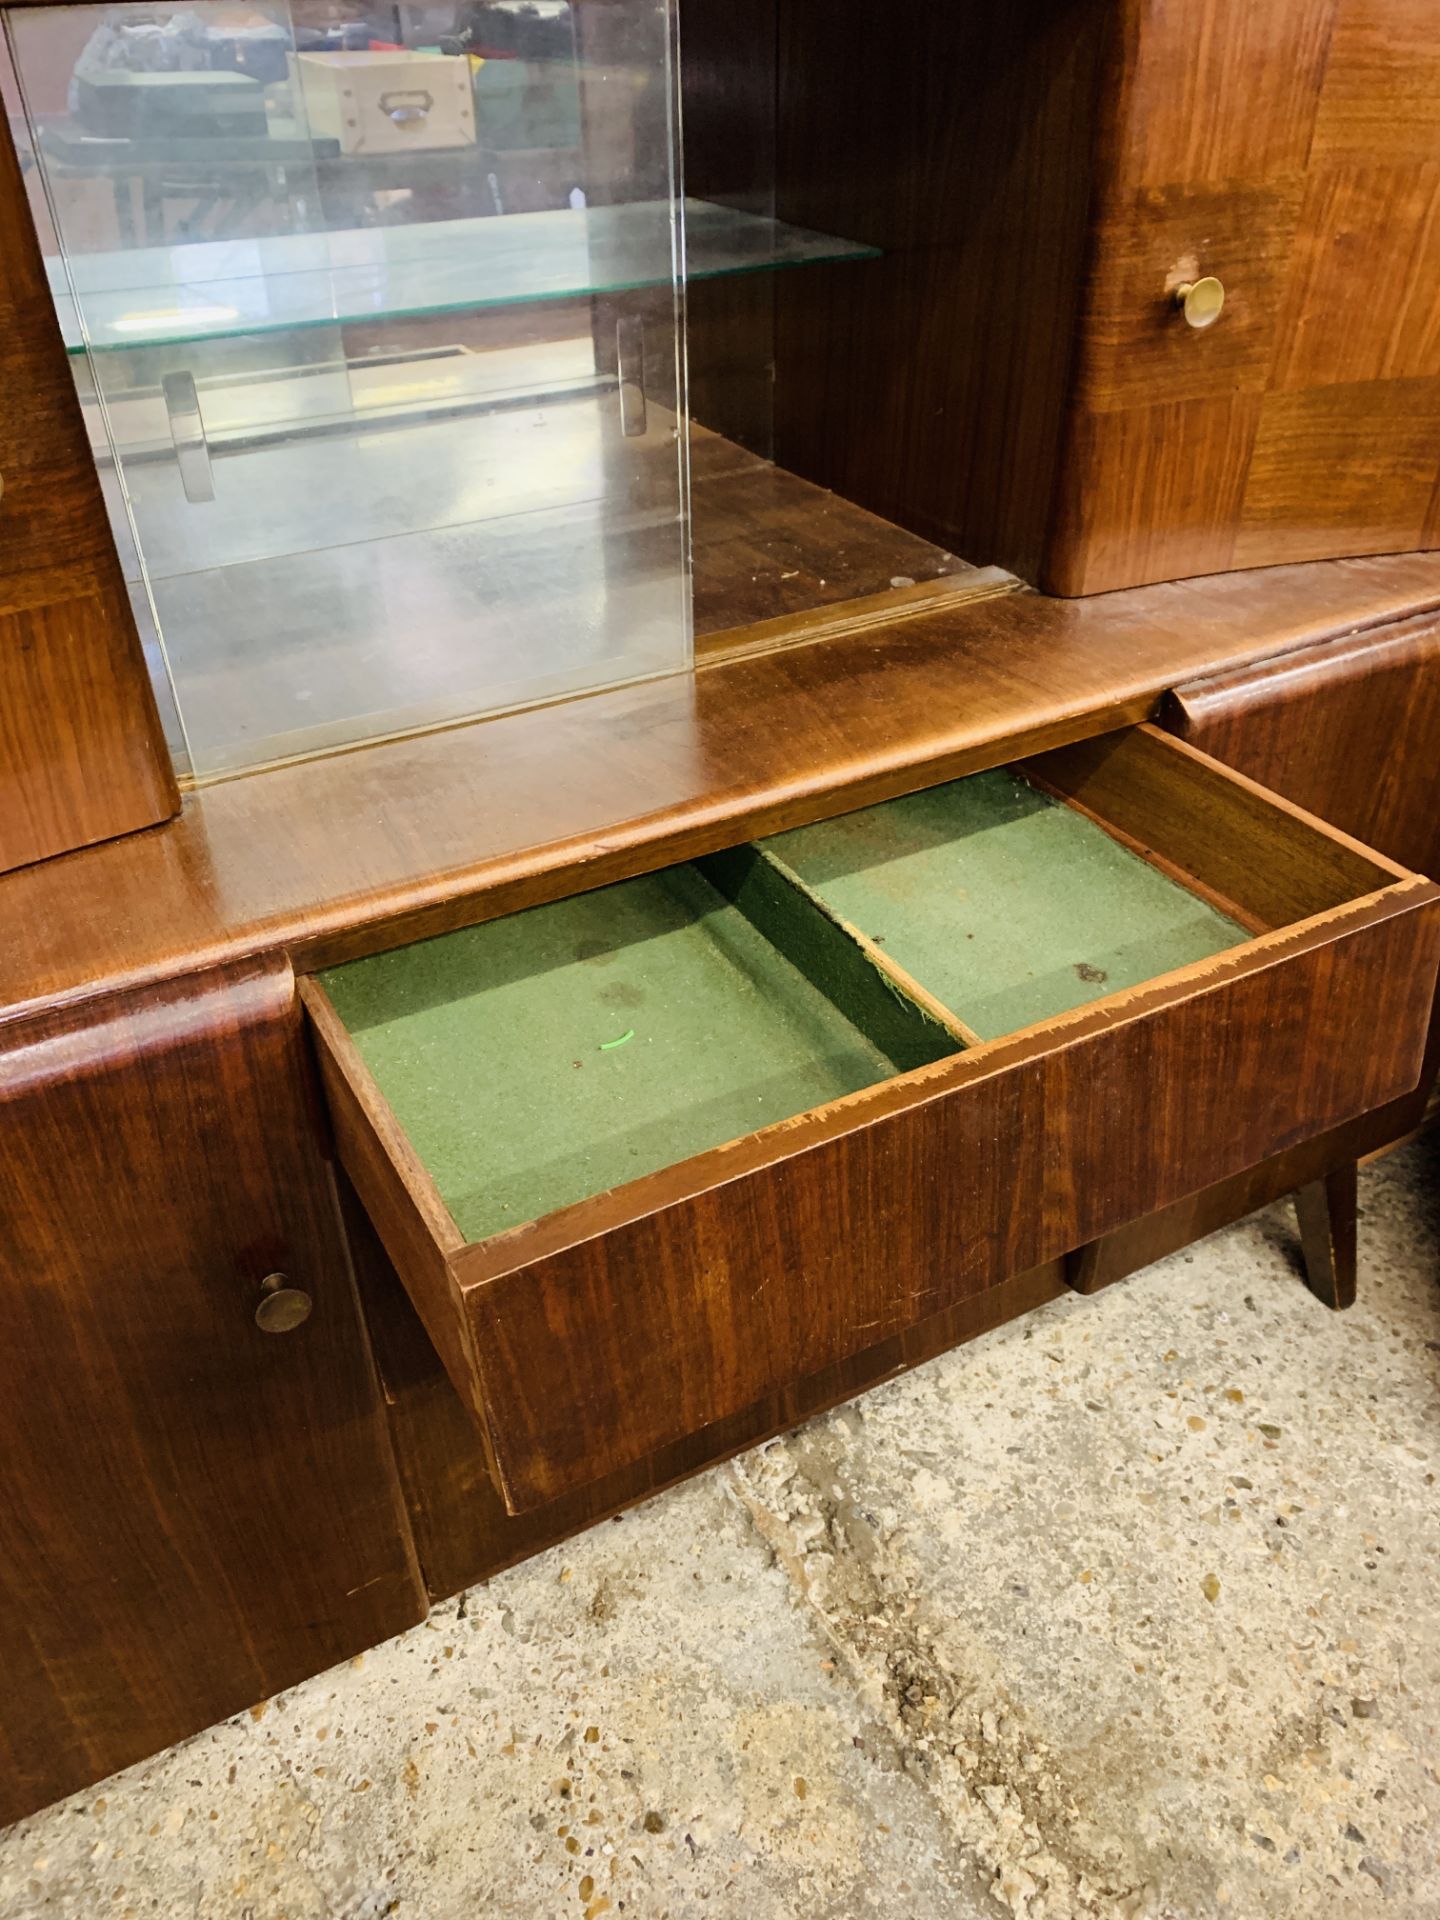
[1294,1163,1358,1310]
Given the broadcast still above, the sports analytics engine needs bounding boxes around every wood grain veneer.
[763,0,1110,584]
[344,1166,1069,1605]
[5,551,1440,1025]
[1048,0,1440,593]
[1072,611,1440,1294]
[1166,611,1440,882]
[433,890,1438,1509]
[689,434,971,639]
[0,91,177,873]
[0,956,424,1826]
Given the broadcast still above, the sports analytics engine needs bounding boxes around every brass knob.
[255,1272,312,1334]
[1174,276,1225,330]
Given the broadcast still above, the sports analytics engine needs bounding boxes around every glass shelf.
[50,198,879,354]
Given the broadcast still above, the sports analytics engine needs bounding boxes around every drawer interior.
[318,861,959,1242]
[317,740,1284,1245]
[761,768,1250,1041]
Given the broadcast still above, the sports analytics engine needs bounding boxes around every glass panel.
[7,0,691,776]
[1,33,195,766]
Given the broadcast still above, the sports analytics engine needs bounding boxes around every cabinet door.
[0,90,177,873]
[0,957,424,1825]
[1047,0,1440,594]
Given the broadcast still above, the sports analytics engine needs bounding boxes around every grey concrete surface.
[2,1136,1437,1920]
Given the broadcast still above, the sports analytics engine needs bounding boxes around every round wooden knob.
[1174,276,1225,330]
[255,1272,312,1333]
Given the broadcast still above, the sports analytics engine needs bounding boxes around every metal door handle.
[380,89,433,125]
[616,315,646,438]
[255,1272,313,1333]
[1173,276,1225,330]
[162,370,215,503]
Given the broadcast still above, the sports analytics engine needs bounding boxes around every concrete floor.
[3,1137,1438,1920]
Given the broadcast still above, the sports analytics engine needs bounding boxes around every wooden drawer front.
[304,726,1440,1511]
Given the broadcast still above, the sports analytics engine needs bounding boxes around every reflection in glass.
[6,0,691,775]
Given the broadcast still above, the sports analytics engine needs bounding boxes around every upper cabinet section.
[5,0,690,776]
[3,0,879,779]
[1049,0,1440,593]
[745,0,1440,598]
[4,0,1435,822]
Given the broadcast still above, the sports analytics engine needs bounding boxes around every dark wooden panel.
[1236,379,1440,568]
[1167,612,1440,879]
[457,885,1437,1507]
[0,958,424,1825]
[5,548,1440,1021]
[1068,1104,1390,1294]
[767,0,1111,581]
[347,1165,1067,1604]
[679,0,777,452]
[685,275,778,458]
[0,594,172,875]
[0,98,177,872]
[1071,1004,1440,1293]
[1078,610,1440,1293]
[1047,393,1259,595]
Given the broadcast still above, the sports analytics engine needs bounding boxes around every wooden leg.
[1294,1162,1358,1310]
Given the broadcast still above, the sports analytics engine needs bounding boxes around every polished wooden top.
[3,548,1440,1024]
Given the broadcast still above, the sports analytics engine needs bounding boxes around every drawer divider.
[696,841,983,1055]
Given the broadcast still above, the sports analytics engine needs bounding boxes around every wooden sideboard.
[2,562,1438,1822]
[2,0,1440,1835]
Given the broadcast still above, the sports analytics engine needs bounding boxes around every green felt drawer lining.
[760,768,1250,1043]
[320,765,1251,1243]
[319,858,954,1243]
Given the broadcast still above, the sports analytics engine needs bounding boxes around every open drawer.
[302,726,1440,1512]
